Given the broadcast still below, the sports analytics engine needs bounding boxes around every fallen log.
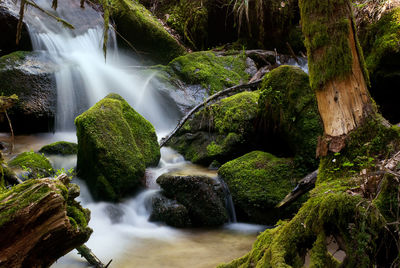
[277,169,318,208]
[159,79,262,147]
[0,176,92,267]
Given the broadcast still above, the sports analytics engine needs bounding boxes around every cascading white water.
[24,0,181,132]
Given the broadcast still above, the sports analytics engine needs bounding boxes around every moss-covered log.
[0,176,92,267]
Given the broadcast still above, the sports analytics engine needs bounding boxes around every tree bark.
[301,0,375,154]
[0,178,92,267]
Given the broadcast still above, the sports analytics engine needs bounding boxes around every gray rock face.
[155,173,229,227]
[0,51,57,133]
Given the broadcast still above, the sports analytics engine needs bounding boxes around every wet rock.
[75,93,160,202]
[0,1,32,57]
[0,51,56,133]
[156,173,228,226]
[150,194,191,228]
[39,141,78,155]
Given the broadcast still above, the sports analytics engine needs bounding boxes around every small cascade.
[218,176,237,223]
[23,0,181,133]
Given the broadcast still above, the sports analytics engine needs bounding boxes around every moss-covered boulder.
[39,141,78,155]
[156,173,229,226]
[168,90,260,166]
[0,51,56,133]
[75,93,160,202]
[258,65,322,173]
[8,151,54,179]
[109,0,185,64]
[219,151,304,224]
[167,51,250,95]
[362,8,400,123]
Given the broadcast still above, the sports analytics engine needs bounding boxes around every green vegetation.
[39,141,78,155]
[299,0,369,90]
[219,151,304,224]
[8,151,53,179]
[258,65,322,172]
[363,7,400,72]
[109,0,185,63]
[219,117,400,267]
[167,51,250,94]
[75,93,160,201]
[168,91,259,165]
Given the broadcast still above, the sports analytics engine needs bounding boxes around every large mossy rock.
[168,90,260,166]
[219,151,302,224]
[155,173,229,226]
[8,151,54,179]
[0,51,56,133]
[258,65,322,173]
[75,93,160,201]
[109,0,186,64]
[166,51,251,95]
[362,7,400,123]
[0,177,92,267]
[39,141,78,155]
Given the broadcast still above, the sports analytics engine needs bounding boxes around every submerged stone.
[150,194,191,228]
[39,141,78,155]
[75,93,160,202]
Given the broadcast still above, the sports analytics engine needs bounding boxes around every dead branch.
[277,169,318,208]
[77,245,112,268]
[159,79,262,147]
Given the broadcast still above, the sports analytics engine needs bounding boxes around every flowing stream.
[3,0,267,267]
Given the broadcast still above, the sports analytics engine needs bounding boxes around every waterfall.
[218,176,237,223]
[23,0,180,133]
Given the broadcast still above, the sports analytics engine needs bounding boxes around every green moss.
[164,0,208,50]
[109,0,185,63]
[299,0,369,90]
[168,91,259,165]
[167,51,250,94]
[363,8,400,73]
[39,141,78,155]
[0,51,30,69]
[258,65,323,172]
[67,205,88,229]
[75,93,160,201]
[219,151,303,224]
[8,151,54,179]
[220,116,400,267]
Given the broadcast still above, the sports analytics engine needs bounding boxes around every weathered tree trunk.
[0,177,92,267]
[301,0,374,154]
